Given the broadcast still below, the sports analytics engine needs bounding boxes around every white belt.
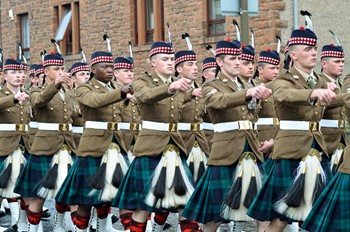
[72,126,84,134]
[119,122,141,131]
[214,120,254,132]
[255,118,279,126]
[178,122,203,131]
[85,121,119,131]
[320,119,345,129]
[142,120,178,132]
[202,122,214,131]
[38,122,72,132]
[0,123,28,132]
[29,121,38,129]
[279,120,319,131]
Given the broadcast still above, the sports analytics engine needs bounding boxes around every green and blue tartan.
[14,155,53,198]
[0,156,8,174]
[112,152,194,212]
[247,156,332,222]
[302,171,350,232]
[263,157,274,176]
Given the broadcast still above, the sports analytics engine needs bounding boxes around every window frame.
[207,0,226,36]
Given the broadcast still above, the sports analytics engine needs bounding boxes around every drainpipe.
[293,0,298,29]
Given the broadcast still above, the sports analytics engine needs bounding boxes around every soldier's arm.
[134,78,173,104]
[76,84,124,108]
[0,95,16,111]
[30,82,58,108]
[203,82,248,110]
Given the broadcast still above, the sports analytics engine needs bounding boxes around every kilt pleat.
[263,157,274,176]
[302,171,350,232]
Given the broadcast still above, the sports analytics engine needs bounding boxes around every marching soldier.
[55,51,132,232]
[247,23,339,231]
[182,37,271,232]
[113,41,201,232]
[319,41,347,174]
[239,44,255,85]
[14,50,77,232]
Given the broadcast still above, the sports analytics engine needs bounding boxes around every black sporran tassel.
[196,158,205,183]
[173,160,187,196]
[284,165,306,208]
[225,169,243,210]
[40,161,58,189]
[312,167,326,203]
[243,170,257,208]
[332,164,338,175]
[189,156,194,177]
[88,162,106,190]
[153,162,166,199]
[0,162,12,188]
[67,163,72,172]
[112,162,124,188]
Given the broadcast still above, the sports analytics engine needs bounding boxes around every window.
[19,14,30,60]
[136,0,164,45]
[54,2,80,56]
[208,0,225,36]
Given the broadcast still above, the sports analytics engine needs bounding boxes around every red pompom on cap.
[299,26,305,30]
[242,44,246,48]
[267,48,271,52]
[11,56,15,60]
[50,51,55,55]
[330,43,335,46]
[226,38,231,42]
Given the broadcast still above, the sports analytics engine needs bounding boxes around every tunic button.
[242,116,247,119]
[264,100,268,102]
[113,114,116,118]
[241,107,245,111]
[20,112,23,115]
[132,110,136,113]
[315,103,318,106]
[195,116,199,120]
[64,109,67,112]
[314,112,318,116]
[171,106,175,109]
[20,118,24,122]
[64,116,67,119]
[63,102,67,105]
[113,107,116,110]
[133,116,136,119]
[20,105,23,109]
[170,114,174,118]
[170,98,174,101]
[50,108,54,110]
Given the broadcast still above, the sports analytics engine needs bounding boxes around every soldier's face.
[239,60,255,80]
[202,67,216,80]
[92,62,114,83]
[4,70,22,87]
[176,61,198,80]
[114,68,133,86]
[290,45,317,71]
[216,55,241,78]
[0,72,3,85]
[322,57,344,78]
[151,54,175,77]
[38,73,44,87]
[44,66,65,83]
[20,70,27,85]
[74,71,90,87]
[31,76,38,86]
[258,63,280,82]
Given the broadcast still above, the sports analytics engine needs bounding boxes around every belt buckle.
[238,120,251,130]
[59,123,69,132]
[191,123,200,132]
[338,120,345,129]
[309,122,319,132]
[107,122,118,131]
[168,123,178,132]
[273,118,279,126]
[130,123,140,131]
[16,124,25,132]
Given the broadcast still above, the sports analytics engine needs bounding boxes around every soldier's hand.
[258,139,274,154]
[191,88,202,98]
[327,82,338,92]
[55,72,71,88]
[126,93,137,101]
[121,84,133,95]
[14,92,29,101]
[310,89,336,105]
[168,78,191,92]
[246,85,272,100]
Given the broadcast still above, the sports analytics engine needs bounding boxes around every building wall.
[0,0,288,76]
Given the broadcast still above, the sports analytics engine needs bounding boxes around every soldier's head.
[3,58,22,88]
[201,57,217,81]
[257,48,280,83]
[215,39,242,79]
[35,64,44,87]
[288,26,318,72]
[0,61,3,86]
[90,51,114,83]
[239,44,255,81]
[175,50,198,80]
[150,42,175,78]
[113,57,134,86]
[70,62,90,87]
[29,65,37,86]
[320,44,345,79]
[19,64,28,86]
[43,53,65,83]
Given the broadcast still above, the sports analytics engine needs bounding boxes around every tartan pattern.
[14,155,54,198]
[181,165,236,223]
[247,157,332,222]
[112,153,193,212]
[262,158,274,176]
[302,171,350,231]
[0,156,8,174]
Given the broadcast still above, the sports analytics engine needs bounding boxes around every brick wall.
[0,0,287,76]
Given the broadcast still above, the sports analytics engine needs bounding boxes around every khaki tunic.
[202,73,263,166]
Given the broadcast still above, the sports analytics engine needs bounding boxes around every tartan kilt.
[0,156,8,174]
[302,171,350,232]
[14,155,53,198]
[181,164,236,223]
[247,156,331,222]
[112,153,193,212]
[263,158,274,176]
